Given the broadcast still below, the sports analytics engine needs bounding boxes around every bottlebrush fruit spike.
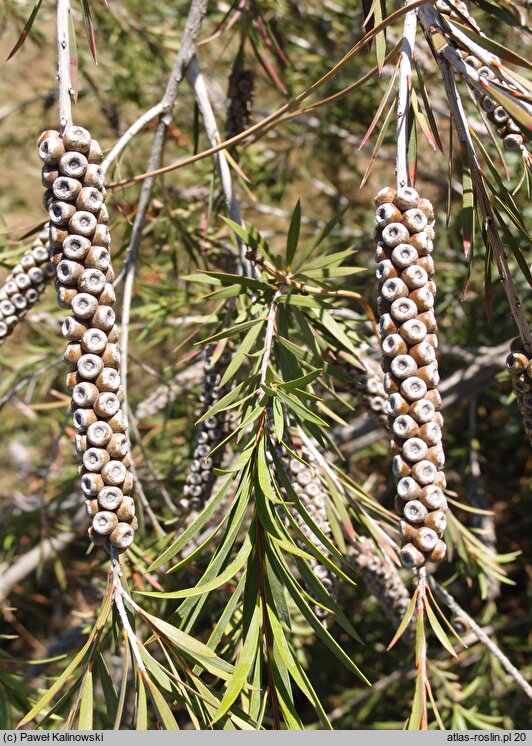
[374,186,447,569]
[38,125,136,553]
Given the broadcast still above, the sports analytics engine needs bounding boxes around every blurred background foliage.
[0,0,530,730]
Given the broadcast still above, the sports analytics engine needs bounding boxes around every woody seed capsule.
[71,292,98,319]
[381,278,409,302]
[59,151,88,178]
[72,382,99,407]
[81,327,107,355]
[110,523,135,550]
[93,510,118,536]
[391,354,418,380]
[98,486,123,510]
[101,460,127,486]
[85,247,110,271]
[83,447,111,472]
[69,211,97,237]
[63,125,91,153]
[93,392,120,418]
[95,367,120,392]
[397,476,422,500]
[382,333,408,357]
[413,526,439,552]
[77,353,104,379]
[53,177,82,201]
[393,186,420,211]
[401,208,428,234]
[391,243,418,269]
[87,420,114,447]
[390,297,418,323]
[78,268,106,295]
[63,235,91,261]
[382,222,411,248]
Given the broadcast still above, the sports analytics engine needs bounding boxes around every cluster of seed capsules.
[435,0,480,32]
[38,124,136,553]
[506,338,532,447]
[465,59,528,154]
[226,57,255,140]
[179,347,231,513]
[354,352,387,426]
[0,228,54,346]
[374,185,447,570]
[278,443,336,620]
[351,537,414,639]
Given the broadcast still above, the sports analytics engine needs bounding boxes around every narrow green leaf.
[196,380,247,423]
[462,167,474,257]
[94,653,118,725]
[414,59,443,152]
[277,390,328,427]
[18,638,93,727]
[136,675,148,730]
[7,0,44,60]
[293,210,346,272]
[269,548,370,685]
[147,474,235,570]
[450,19,532,70]
[80,0,98,63]
[78,670,93,730]
[141,537,252,597]
[358,60,399,150]
[212,603,261,723]
[387,588,417,650]
[219,318,265,387]
[360,98,396,187]
[286,200,301,268]
[310,306,359,358]
[424,598,458,658]
[143,675,179,730]
[408,671,424,730]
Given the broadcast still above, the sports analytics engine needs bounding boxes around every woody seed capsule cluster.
[277,442,336,619]
[0,228,54,346]
[351,537,414,640]
[435,0,480,32]
[506,337,532,447]
[38,125,136,553]
[374,186,447,569]
[354,354,387,426]
[466,65,529,154]
[179,347,231,513]
[226,55,255,140]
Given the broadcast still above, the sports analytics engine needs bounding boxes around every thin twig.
[107,0,431,192]
[119,0,208,398]
[101,103,165,177]
[396,3,418,189]
[111,556,146,672]
[0,507,85,604]
[56,0,73,133]
[416,567,429,729]
[432,53,532,356]
[187,55,257,279]
[429,576,532,700]
[335,340,510,454]
[258,288,283,402]
[0,359,62,410]
[126,403,177,517]
[419,6,532,107]
[247,250,379,337]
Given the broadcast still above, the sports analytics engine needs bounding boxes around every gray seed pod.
[39,126,136,551]
[374,187,446,568]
